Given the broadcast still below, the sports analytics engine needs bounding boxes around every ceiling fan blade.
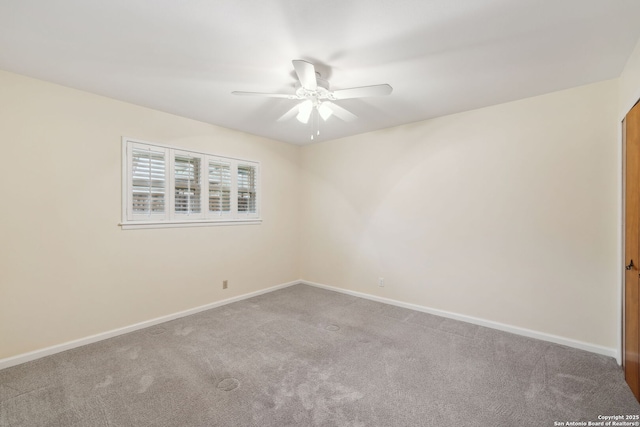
[232,91,298,99]
[277,104,300,122]
[323,102,357,122]
[331,84,393,100]
[292,60,317,91]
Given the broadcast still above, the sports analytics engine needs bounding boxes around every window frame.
[121,137,261,230]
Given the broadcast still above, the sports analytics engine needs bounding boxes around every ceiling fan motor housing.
[295,78,334,101]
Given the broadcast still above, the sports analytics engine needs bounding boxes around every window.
[130,146,166,219]
[208,160,231,215]
[122,138,260,229]
[237,164,257,214]
[174,153,202,216]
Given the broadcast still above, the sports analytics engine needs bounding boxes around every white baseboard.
[0,280,300,371]
[1,279,619,370]
[301,280,619,361]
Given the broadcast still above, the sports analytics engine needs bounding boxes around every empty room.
[2,1,640,426]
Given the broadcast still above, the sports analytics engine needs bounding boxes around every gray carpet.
[1,284,638,426]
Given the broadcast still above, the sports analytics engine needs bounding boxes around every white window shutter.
[237,163,258,216]
[128,143,168,221]
[174,153,203,217]
[208,159,232,216]
[122,138,260,228]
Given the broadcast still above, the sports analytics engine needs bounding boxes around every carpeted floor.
[1,284,638,426]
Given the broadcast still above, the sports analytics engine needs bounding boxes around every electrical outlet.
[223,280,228,289]
[378,277,384,287]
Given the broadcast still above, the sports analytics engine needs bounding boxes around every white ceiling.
[1,1,639,145]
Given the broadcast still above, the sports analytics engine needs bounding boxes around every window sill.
[120,218,262,230]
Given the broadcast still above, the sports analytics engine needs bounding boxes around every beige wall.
[300,79,619,349]
[0,70,300,359]
[1,54,635,361]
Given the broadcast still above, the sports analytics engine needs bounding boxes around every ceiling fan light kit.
[318,103,333,121]
[296,100,313,123]
[233,60,393,140]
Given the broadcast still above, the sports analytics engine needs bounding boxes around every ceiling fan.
[232,60,392,140]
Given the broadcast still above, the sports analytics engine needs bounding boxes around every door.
[625,99,640,401]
